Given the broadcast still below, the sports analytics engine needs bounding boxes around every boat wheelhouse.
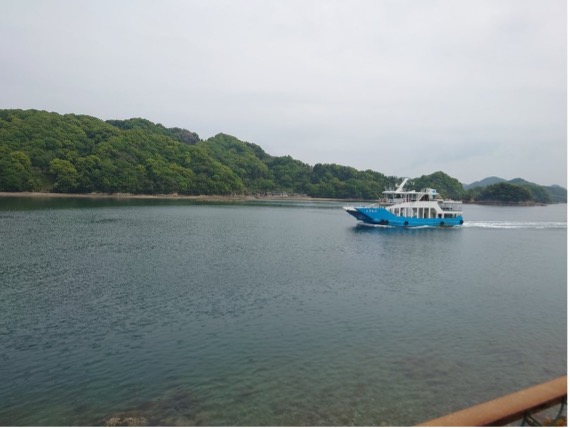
[343,178,464,227]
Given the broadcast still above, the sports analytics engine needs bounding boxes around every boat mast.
[395,178,410,193]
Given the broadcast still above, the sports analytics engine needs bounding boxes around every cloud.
[0,0,566,185]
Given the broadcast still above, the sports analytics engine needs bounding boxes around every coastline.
[462,200,550,207]
[0,191,355,203]
[0,192,559,206]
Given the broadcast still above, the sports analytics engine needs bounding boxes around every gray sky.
[1,0,567,186]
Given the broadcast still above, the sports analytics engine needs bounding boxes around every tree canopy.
[411,171,465,200]
[0,109,565,204]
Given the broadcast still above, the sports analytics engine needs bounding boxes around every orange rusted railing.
[417,376,567,427]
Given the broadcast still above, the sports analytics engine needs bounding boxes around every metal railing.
[417,376,567,427]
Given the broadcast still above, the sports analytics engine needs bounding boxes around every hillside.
[0,109,396,198]
[464,176,566,204]
[543,185,567,203]
[463,176,505,190]
[0,109,565,203]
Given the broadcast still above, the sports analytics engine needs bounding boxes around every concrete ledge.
[417,376,567,427]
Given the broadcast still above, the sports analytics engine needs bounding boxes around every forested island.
[0,109,565,204]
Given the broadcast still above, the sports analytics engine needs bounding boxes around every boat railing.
[417,376,567,426]
[379,198,401,205]
[439,201,463,211]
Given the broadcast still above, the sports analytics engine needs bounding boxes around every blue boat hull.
[345,206,463,227]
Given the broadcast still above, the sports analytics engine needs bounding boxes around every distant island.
[0,109,566,204]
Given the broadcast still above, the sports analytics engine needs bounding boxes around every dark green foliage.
[518,183,551,204]
[0,109,564,203]
[2,110,389,198]
[463,176,505,190]
[411,171,465,200]
[106,118,200,145]
[463,176,566,204]
[544,185,567,203]
[197,133,270,192]
[266,155,312,194]
[0,149,35,191]
[49,158,78,192]
[167,127,200,145]
[306,163,393,199]
[0,110,243,195]
[507,178,553,203]
[472,182,533,203]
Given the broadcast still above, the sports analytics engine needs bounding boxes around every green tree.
[4,108,561,202]
[412,171,465,200]
[0,150,34,191]
[49,158,78,192]
[75,155,102,192]
[477,182,532,203]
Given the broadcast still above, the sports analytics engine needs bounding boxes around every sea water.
[0,198,566,426]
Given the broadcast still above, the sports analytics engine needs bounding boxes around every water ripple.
[0,201,566,426]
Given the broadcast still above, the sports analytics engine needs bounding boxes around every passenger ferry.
[343,178,464,227]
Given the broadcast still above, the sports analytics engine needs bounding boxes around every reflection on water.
[0,199,566,426]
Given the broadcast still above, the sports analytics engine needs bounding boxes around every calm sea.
[0,198,566,426]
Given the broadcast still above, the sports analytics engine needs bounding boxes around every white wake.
[463,221,567,230]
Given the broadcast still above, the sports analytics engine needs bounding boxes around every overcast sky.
[1,0,567,186]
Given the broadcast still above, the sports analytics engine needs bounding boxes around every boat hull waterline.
[344,206,464,228]
[343,178,464,228]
